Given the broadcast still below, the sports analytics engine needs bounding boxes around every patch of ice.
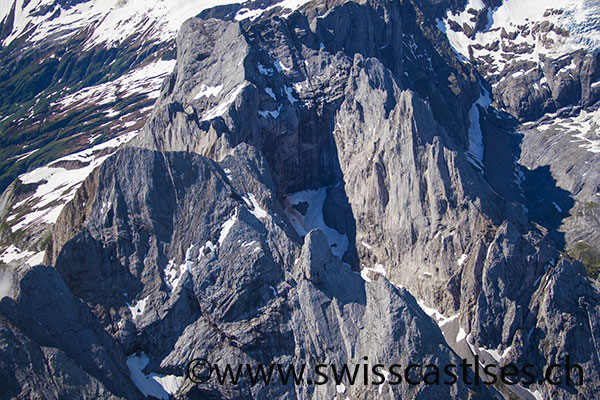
[257,62,274,76]
[361,241,372,250]
[457,253,468,266]
[269,285,278,298]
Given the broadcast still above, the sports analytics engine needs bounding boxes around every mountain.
[0,0,245,251]
[1,0,600,399]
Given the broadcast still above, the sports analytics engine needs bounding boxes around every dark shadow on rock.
[520,164,573,250]
[481,108,574,251]
[0,265,140,399]
[54,231,143,308]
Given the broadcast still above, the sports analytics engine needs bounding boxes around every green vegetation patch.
[570,241,600,279]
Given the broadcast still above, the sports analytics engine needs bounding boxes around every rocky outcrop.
[0,265,139,399]
[1,145,497,399]
[493,51,600,121]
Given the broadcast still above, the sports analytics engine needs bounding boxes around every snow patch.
[58,59,175,109]
[437,0,600,78]
[0,270,13,299]
[128,296,149,320]
[264,87,277,100]
[465,87,491,172]
[257,63,274,76]
[258,105,282,119]
[552,202,563,212]
[531,389,544,400]
[218,213,238,246]
[283,187,349,259]
[242,194,268,219]
[198,241,216,261]
[9,129,139,233]
[194,84,223,99]
[235,0,311,21]
[478,344,513,362]
[202,84,245,121]
[0,245,33,264]
[273,60,290,73]
[360,263,386,283]
[285,86,298,104]
[3,0,241,50]
[27,251,46,266]
[126,352,183,400]
[417,300,459,327]
[456,327,467,343]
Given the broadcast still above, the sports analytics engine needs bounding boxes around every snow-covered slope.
[1,0,240,48]
[438,0,600,79]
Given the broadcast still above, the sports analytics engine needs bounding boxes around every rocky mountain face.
[1,0,600,399]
